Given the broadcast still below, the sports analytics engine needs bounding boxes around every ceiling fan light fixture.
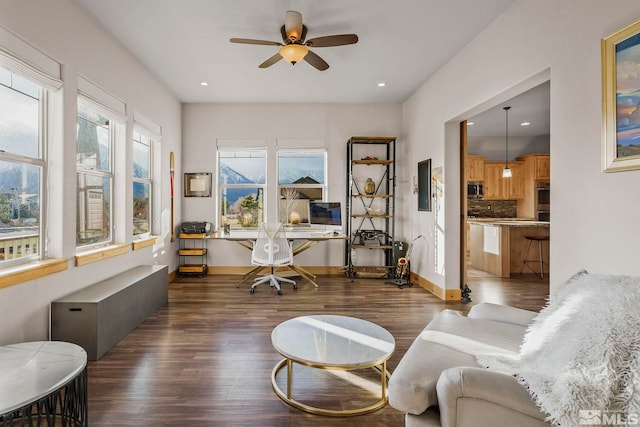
[279,44,308,64]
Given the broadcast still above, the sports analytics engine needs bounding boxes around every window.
[132,129,152,238]
[218,150,265,228]
[0,66,46,265]
[277,150,326,224]
[76,103,115,247]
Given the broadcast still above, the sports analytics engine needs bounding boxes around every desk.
[0,341,87,426]
[209,229,347,287]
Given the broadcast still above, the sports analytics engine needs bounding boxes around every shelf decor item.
[602,18,640,172]
[364,177,376,195]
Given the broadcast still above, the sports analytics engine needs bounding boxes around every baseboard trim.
[171,266,461,301]
[410,272,461,301]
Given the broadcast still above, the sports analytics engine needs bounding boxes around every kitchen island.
[468,219,549,277]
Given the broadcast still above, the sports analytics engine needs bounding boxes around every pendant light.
[502,106,512,178]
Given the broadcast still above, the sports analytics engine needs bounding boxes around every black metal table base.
[1,367,88,427]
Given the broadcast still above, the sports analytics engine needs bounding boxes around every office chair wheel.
[293,284,298,290]
[277,289,283,295]
[250,288,255,294]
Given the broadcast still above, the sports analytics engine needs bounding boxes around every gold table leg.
[271,358,391,417]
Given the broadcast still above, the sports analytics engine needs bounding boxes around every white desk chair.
[250,222,297,295]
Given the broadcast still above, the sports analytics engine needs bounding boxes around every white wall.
[468,135,550,161]
[182,103,402,267]
[402,0,640,293]
[0,0,182,344]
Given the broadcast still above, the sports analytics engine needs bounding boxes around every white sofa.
[389,270,640,427]
[388,303,550,426]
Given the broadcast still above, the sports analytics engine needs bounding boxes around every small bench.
[51,265,168,360]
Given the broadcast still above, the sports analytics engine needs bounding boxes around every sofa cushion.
[388,309,527,415]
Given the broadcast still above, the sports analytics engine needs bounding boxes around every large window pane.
[220,187,263,228]
[133,132,150,179]
[278,151,325,184]
[77,111,110,172]
[133,181,150,235]
[0,160,41,262]
[77,174,110,246]
[0,75,40,158]
[219,151,266,185]
[219,150,266,228]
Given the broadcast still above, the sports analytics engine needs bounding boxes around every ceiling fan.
[230,10,358,71]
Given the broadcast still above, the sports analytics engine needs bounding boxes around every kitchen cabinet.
[466,155,484,182]
[483,161,524,200]
[516,154,550,217]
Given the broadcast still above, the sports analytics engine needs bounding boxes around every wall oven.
[536,182,550,221]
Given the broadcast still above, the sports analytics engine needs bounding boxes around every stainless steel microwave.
[467,182,483,198]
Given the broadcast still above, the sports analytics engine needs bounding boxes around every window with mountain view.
[277,150,326,224]
[0,66,45,264]
[218,150,265,228]
[133,129,152,238]
[76,104,114,247]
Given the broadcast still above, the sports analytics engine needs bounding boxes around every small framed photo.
[184,172,212,197]
[602,18,640,172]
[418,159,432,211]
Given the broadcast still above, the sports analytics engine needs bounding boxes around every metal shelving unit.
[178,233,207,277]
[345,136,396,279]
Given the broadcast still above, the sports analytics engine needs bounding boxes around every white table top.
[0,341,87,415]
[271,315,395,369]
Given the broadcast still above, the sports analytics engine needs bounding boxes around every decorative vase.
[364,178,376,195]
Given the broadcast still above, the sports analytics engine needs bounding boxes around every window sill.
[132,236,159,251]
[0,258,68,289]
[75,243,129,266]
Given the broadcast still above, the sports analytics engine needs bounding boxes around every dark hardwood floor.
[87,272,549,426]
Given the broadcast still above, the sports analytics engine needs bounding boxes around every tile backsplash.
[467,199,517,218]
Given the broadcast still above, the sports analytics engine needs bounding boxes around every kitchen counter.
[468,220,549,277]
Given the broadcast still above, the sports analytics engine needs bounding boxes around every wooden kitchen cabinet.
[533,154,550,181]
[466,155,484,182]
[483,161,524,200]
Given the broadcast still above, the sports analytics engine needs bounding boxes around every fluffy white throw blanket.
[477,271,640,426]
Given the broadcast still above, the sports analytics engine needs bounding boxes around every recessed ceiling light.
[467,122,475,126]
[377,82,386,87]
[200,82,209,86]
[521,122,531,126]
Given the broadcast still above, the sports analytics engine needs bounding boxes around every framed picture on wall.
[184,172,212,197]
[417,159,432,211]
[602,18,640,172]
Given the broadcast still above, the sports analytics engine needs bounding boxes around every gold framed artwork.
[602,18,640,172]
[184,172,212,197]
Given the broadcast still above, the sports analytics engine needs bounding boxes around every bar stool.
[520,235,549,279]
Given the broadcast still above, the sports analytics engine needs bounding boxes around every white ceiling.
[467,81,550,138]
[73,0,517,104]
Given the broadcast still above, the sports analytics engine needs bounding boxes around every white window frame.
[276,148,328,224]
[132,128,154,239]
[0,67,48,267]
[217,148,266,229]
[76,77,126,250]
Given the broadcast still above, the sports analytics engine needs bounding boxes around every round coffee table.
[271,315,395,416]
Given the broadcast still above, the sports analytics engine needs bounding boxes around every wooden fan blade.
[304,50,329,71]
[306,34,359,47]
[284,10,303,41]
[259,53,283,68]
[230,38,281,46]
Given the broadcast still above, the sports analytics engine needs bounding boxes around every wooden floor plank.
[86,273,548,426]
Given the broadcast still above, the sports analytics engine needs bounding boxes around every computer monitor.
[279,199,310,225]
[309,201,342,230]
